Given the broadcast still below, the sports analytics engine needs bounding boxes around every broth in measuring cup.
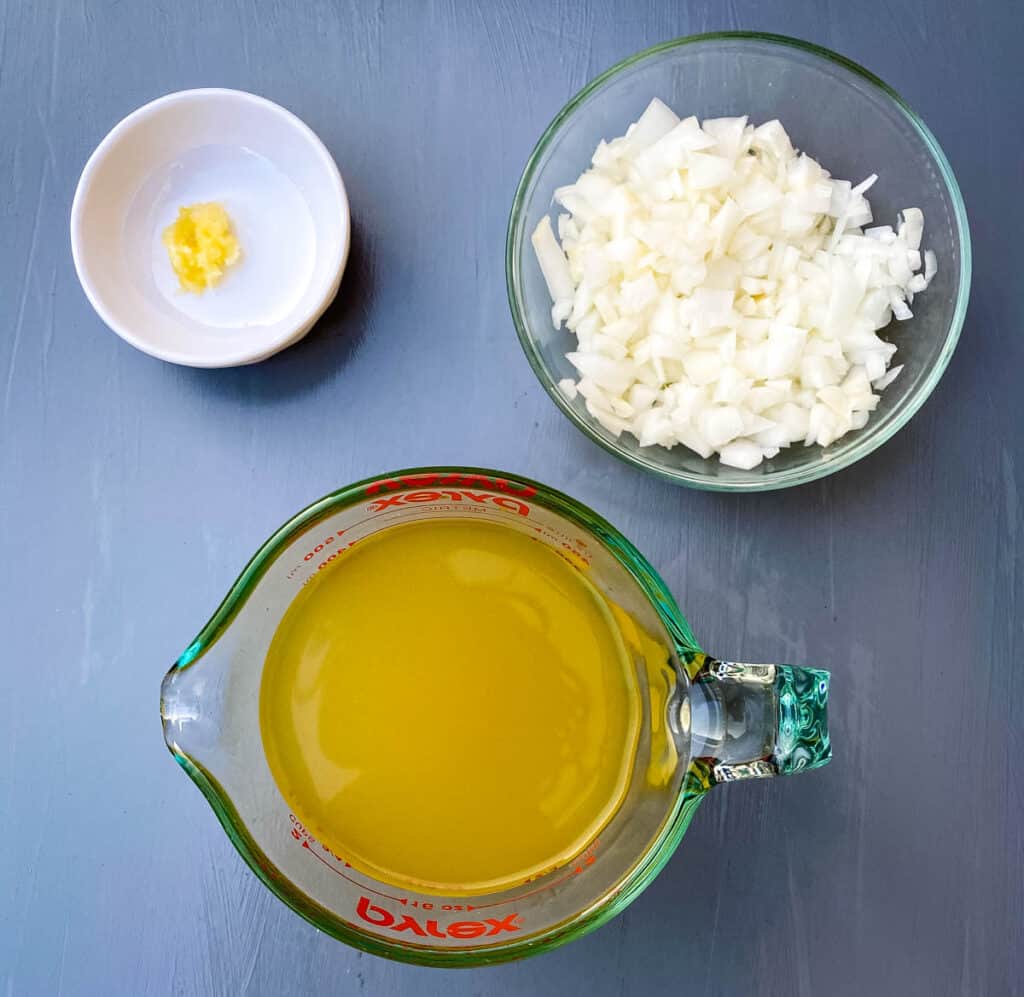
[259,517,641,895]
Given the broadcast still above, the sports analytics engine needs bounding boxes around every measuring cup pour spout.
[682,655,831,785]
[161,640,225,766]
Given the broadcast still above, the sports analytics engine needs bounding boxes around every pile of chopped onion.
[531,99,936,469]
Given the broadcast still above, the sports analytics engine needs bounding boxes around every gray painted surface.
[1,1,1021,994]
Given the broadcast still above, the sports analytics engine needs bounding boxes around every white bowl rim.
[70,87,351,368]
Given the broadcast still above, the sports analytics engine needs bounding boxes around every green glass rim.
[161,465,706,966]
[506,31,972,493]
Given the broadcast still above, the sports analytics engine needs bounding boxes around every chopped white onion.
[873,364,903,391]
[558,377,578,400]
[532,101,936,468]
[625,98,681,151]
[531,216,574,328]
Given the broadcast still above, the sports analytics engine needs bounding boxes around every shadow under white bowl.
[71,88,350,367]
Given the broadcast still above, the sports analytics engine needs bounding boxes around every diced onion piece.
[899,207,924,251]
[889,289,913,321]
[702,116,748,160]
[558,378,578,400]
[531,216,573,321]
[700,406,745,447]
[687,153,734,190]
[873,364,903,390]
[852,173,879,196]
[626,98,681,151]
[719,439,764,470]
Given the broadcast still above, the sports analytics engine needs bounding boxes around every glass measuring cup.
[161,467,830,966]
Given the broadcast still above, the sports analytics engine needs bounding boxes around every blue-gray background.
[2,1,1021,994]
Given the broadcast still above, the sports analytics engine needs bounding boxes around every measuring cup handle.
[684,655,831,785]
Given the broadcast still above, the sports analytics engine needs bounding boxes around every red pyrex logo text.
[366,474,537,517]
[356,896,521,939]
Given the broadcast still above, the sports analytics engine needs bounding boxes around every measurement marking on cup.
[300,841,486,912]
[471,841,600,910]
[291,816,600,912]
[397,900,478,912]
[282,498,566,584]
[289,814,406,902]
[298,837,408,904]
[300,530,347,562]
[285,516,380,581]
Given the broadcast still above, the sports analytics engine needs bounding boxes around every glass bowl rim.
[162,465,707,966]
[506,31,972,492]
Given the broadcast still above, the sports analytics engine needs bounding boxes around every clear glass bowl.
[506,33,971,492]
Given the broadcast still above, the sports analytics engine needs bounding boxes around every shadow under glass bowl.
[506,32,971,492]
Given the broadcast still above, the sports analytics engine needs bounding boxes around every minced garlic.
[162,202,241,293]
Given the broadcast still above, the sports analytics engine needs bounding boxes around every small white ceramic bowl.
[71,88,350,367]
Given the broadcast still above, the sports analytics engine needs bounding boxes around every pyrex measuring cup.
[161,467,830,966]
